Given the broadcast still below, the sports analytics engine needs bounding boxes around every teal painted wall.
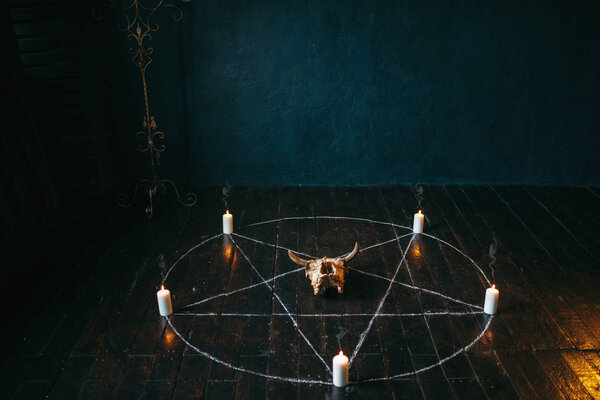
[91,0,600,186]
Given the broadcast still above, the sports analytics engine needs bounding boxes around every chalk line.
[230,237,332,374]
[235,231,413,259]
[163,233,223,284]
[176,233,440,313]
[167,314,492,385]
[348,267,483,310]
[349,235,415,367]
[174,311,482,318]
[241,216,412,233]
[395,227,454,391]
[176,267,304,311]
[231,232,316,259]
[167,317,330,385]
[236,215,490,285]
[358,233,413,253]
[355,316,493,383]
[420,231,491,287]
[163,215,493,384]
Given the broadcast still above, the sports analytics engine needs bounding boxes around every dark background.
[91,0,600,187]
[2,0,600,275]
[2,0,599,265]
[3,0,599,278]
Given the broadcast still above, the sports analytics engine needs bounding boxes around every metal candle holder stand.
[94,0,197,219]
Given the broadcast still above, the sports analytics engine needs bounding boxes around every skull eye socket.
[320,262,334,275]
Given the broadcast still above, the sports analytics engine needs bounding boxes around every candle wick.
[161,285,164,290]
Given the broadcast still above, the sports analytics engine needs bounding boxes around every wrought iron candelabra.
[94,0,196,219]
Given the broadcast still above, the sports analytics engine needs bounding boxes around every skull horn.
[288,249,310,266]
[341,242,359,262]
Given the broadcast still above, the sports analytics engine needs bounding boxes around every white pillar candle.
[332,351,349,387]
[413,210,424,233]
[223,210,233,234]
[483,284,499,315]
[157,285,173,316]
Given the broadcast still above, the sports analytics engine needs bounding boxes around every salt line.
[237,215,491,285]
[358,233,413,253]
[376,186,427,395]
[349,235,415,367]
[242,216,412,233]
[174,311,482,318]
[231,237,332,374]
[419,231,491,287]
[164,215,493,384]
[395,225,454,389]
[355,316,493,383]
[166,318,330,385]
[176,267,304,311]
[163,233,223,284]
[348,267,483,310]
[236,231,413,259]
[231,232,316,259]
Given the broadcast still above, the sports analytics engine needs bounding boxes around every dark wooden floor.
[3,186,600,399]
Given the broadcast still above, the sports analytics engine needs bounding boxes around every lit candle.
[156,285,173,316]
[483,284,499,315]
[413,210,424,233]
[332,351,349,387]
[223,210,233,234]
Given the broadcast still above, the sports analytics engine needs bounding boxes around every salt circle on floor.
[162,216,493,385]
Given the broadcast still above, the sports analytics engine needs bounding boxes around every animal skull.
[288,242,359,295]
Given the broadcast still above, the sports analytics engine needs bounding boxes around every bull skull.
[288,242,359,295]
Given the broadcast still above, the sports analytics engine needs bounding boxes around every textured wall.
[93,0,600,185]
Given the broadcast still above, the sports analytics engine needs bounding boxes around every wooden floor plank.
[491,186,599,297]
[465,186,579,351]
[5,185,600,399]
[109,356,154,399]
[534,351,594,399]
[328,187,371,385]
[47,356,96,399]
[171,355,210,399]
[490,186,600,351]
[139,380,176,400]
[11,382,50,400]
[266,186,300,398]
[498,350,562,400]
[560,351,600,399]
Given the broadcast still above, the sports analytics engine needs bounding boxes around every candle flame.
[161,285,165,290]
[492,284,496,289]
[339,350,344,356]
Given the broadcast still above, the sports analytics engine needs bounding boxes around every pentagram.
[163,216,493,385]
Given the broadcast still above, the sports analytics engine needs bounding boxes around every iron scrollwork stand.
[94,0,197,219]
